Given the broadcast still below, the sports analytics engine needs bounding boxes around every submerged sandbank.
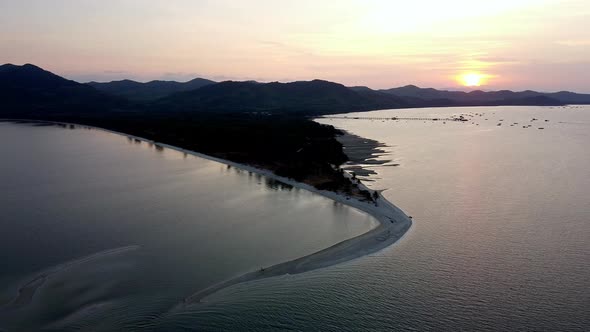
[1,245,139,311]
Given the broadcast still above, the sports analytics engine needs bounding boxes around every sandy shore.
[179,192,411,306]
[159,137,413,307]
[148,140,411,307]
[2,119,413,307]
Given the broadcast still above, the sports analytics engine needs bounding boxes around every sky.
[1,0,589,92]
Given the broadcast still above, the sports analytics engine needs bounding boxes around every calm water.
[0,122,377,331]
[1,104,589,331]
[153,105,588,331]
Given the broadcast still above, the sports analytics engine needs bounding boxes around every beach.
[155,133,413,306]
[180,192,411,305]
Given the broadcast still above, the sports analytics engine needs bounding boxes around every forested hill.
[87,78,215,101]
[3,64,588,119]
[0,64,406,116]
[381,84,590,106]
[151,79,408,115]
[0,63,132,116]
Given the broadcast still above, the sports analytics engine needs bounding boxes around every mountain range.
[152,79,408,114]
[379,85,590,106]
[87,78,215,101]
[2,64,590,118]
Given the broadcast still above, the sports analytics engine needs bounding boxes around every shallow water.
[0,122,377,331]
[157,105,588,331]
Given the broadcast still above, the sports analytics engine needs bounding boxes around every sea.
[1,105,589,331]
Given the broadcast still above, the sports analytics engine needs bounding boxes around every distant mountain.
[0,64,127,116]
[0,63,79,90]
[153,80,408,115]
[87,78,215,101]
[3,64,587,120]
[381,85,590,106]
[548,91,590,104]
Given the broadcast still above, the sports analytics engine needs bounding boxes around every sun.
[460,72,484,87]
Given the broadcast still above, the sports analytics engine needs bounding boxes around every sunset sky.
[1,0,589,91]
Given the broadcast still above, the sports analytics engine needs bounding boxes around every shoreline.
[179,191,411,307]
[1,118,413,306]
[334,131,397,178]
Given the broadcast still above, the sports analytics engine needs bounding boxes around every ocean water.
[163,105,589,331]
[1,103,589,331]
[0,121,377,331]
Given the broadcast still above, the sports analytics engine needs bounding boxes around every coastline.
[179,190,411,306]
[335,131,399,178]
[1,119,412,306]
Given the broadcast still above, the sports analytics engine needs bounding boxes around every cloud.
[475,56,520,64]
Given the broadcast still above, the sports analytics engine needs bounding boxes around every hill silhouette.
[87,78,215,101]
[0,64,130,116]
[3,64,589,118]
[381,85,590,106]
[0,63,79,89]
[152,79,407,115]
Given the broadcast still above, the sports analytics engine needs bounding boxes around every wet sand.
[336,132,398,178]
